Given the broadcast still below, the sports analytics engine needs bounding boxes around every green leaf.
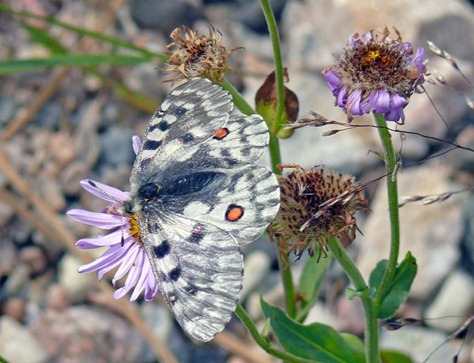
[0,54,150,74]
[380,350,414,363]
[261,298,365,363]
[296,254,332,322]
[368,259,387,298]
[369,252,417,319]
[0,5,167,61]
[0,355,10,363]
[22,22,66,54]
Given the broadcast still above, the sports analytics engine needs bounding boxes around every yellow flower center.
[128,213,143,245]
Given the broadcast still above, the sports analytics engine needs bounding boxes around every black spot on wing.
[143,139,162,150]
[179,133,194,143]
[153,240,170,259]
[169,266,181,281]
[173,106,187,116]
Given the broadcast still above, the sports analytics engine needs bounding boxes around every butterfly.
[122,78,280,341]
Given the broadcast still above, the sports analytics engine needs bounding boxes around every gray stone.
[58,254,96,303]
[358,163,464,299]
[380,325,460,363]
[0,316,49,363]
[241,250,271,300]
[425,269,474,331]
[99,126,135,167]
[30,306,146,362]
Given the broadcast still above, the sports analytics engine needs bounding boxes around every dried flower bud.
[270,165,368,260]
[165,26,231,83]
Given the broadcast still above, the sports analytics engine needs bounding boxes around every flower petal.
[76,230,126,249]
[132,135,142,155]
[78,244,129,274]
[67,209,122,229]
[80,179,129,203]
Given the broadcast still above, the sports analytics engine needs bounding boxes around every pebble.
[241,250,271,300]
[2,298,26,321]
[57,254,96,303]
[0,316,49,363]
[19,246,48,276]
[29,306,146,362]
[99,126,135,167]
[380,325,460,363]
[358,163,464,299]
[424,269,474,331]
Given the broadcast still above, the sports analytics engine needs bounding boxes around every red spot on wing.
[225,204,244,222]
[213,128,230,140]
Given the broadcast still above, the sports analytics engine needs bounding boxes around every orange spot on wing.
[225,204,244,222]
[213,127,230,140]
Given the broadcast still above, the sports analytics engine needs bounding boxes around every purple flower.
[67,137,159,302]
[323,27,426,124]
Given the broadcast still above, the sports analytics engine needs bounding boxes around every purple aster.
[323,27,426,124]
[67,137,159,302]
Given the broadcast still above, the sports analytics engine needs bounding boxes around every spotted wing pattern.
[129,78,280,341]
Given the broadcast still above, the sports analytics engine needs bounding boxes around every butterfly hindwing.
[137,211,242,342]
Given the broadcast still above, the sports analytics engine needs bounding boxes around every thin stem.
[326,238,366,291]
[259,0,296,319]
[372,113,401,310]
[220,79,255,115]
[235,305,317,363]
[259,0,285,134]
[326,237,380,363]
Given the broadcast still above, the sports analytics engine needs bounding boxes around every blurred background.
[0,0,473,362]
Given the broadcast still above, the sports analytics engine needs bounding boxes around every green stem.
[259,0,296,318]
[327,237,380,363]
[372,113,401,310]
[235,304,317,363]
[259,0,286,134]
[220,79,255,115]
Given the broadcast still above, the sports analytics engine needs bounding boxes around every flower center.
[128,213,143,245]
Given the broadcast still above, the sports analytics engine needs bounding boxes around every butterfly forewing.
[130,78,233,189]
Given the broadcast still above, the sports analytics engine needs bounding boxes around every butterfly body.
[126,78,280,341]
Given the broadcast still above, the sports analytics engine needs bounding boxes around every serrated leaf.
[261,298,365,363]
[381,350,414,363]
[369,252,417,319]
[0,54,150,74]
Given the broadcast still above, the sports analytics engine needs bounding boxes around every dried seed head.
[270,165,368,260]
[165,26,231,83]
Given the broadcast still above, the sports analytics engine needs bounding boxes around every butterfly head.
[123,182,161,214]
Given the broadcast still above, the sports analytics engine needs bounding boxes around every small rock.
[241,250,271,300]
[2,298,26,321]
[99,126,135,167]
[45,284,71,311]
[30,306,146,362]
[380,325,460,363]
[0,316,49,363]
[425,269,474,331]
[358,163,464,299]
[0,96,16,126]
[58,254,96,303]
[130,0,204,35]
[0,237,18,276]
[33,101,63,129]
[19,246,48,276]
